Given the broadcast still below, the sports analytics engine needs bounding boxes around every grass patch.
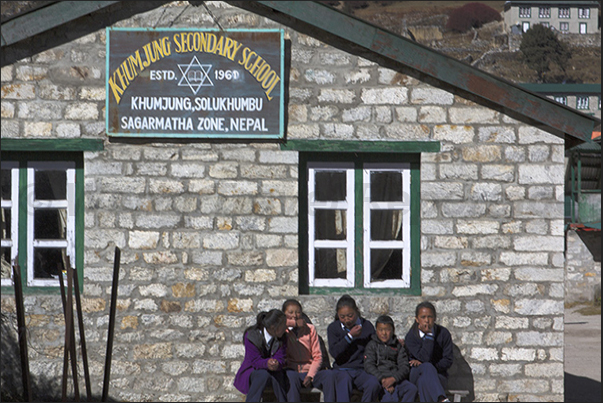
[566,300,601,316]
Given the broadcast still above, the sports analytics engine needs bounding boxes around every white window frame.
[559,22,569,32]
[522,22,530,33]
[308,162,355,288]
[579,23,587,34]
[519,7,531,18]
[576,96,589,110]
[26,161,76,287]
[555,96,567,105]
[578,8,590,19]
[1,162,19,287]
[558,7,570,19]
[538,7,550,18]
[362,164,411,289]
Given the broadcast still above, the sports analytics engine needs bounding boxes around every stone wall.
[565,229,602,303]
[1,2,569,401]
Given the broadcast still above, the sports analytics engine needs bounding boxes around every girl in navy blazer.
[327,295,381,402]
[404,301,453,402]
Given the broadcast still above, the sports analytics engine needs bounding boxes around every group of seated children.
[233,295,454,402]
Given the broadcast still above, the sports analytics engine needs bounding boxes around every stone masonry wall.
[1,2,568,401]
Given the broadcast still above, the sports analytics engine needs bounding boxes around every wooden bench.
[263,387,470,402]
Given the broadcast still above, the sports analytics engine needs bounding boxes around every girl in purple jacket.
[234,309,288,402]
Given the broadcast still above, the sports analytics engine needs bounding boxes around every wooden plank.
[1,1,119,47]
[11,260,32,402]
[102,247,121,402]
[280,140,440,153]
[1,138,104,152]
[254,1,598,143]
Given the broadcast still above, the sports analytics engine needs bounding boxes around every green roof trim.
[520,84,601,94]
[2,1,600,144]
[1,138,104,152]
[280,140,440,153]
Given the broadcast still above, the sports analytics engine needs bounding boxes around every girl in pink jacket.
[282,299,337,402]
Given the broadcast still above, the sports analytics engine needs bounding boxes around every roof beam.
[1,1,119,47]
[254,1,598,143]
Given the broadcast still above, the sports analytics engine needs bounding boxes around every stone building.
[1,1,601,402]
[503,1,600,34]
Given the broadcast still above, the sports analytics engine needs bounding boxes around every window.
[579,23,587,34]
[558,7,570,18]
[576,96,589,110]
[554,96,567,105]
[578,8,590,19]
[522,22,530,33]
[540,22,550,28]
[1,145,90,292]
[299,151,422,295]
[519,7,531,18]
[560,22,569,32]
[1,162,18,286]
[538,7,550,18]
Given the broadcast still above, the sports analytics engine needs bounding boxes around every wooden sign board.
[106,28,284,139]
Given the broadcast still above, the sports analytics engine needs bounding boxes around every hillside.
[336,1,601,84]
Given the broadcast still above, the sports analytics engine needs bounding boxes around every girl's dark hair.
[245,309,286,339]
[334,294,361,320]
[415,301,437,319]
[282,299,303,313]
[375,315,395,331]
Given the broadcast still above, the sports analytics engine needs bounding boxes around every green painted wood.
[1,1,119,47]
[258,1,597,143]
[299,152,422,295]
[280,140,440,153]
[1,153,85,295]
[1,138,104,152]
[354,162,363,290]
[298,153,309,295]
[410,161,421,294]
[520,83,601,94]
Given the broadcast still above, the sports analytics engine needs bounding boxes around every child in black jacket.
[364,315,418,402]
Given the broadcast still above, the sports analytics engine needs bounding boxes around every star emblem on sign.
[177,56,214,94]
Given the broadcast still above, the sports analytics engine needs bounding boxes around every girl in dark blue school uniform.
[404,301,454,402]
[327,295,381,402]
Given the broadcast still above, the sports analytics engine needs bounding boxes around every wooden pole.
[72,264,92,400]
[66,262,80,401]
[12,260,31,402]
[58,268,69,401]
[102,246,121,402]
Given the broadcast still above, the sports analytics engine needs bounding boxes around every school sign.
[106,28,284,139]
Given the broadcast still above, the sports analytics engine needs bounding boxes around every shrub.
[520,24,571,82]
[446,2,502,33]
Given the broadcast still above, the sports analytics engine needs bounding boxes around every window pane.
[314,248,346,279]
[315,210,347,240]
[1,247,10,280]
[33,247,67,279]
[1,169,10,200]
[371,210,403,241]
[35,209,67,240]
[35,170,67,200]
[371,171,403,202]
[315,171,346,201]
[1,209,10,239]
[371,249,402,281]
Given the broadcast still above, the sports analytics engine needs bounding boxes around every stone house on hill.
[1,1,600,402]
